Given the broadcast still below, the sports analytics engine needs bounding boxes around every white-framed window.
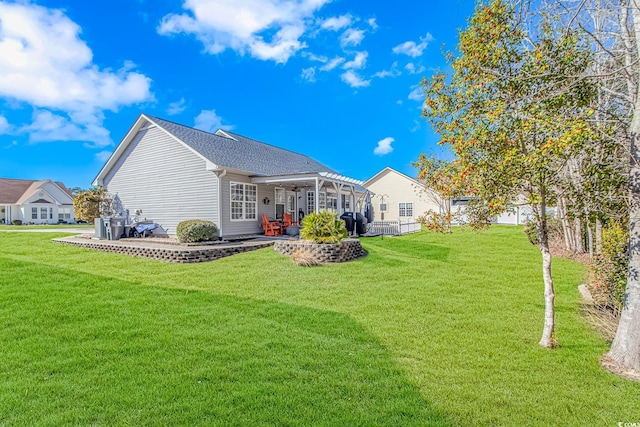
[287,195,295,213]
[307,191,315,214]
[318,191,326,210]
[341,194,350,211]
[399,202,414,217]
[275,188,285,220]
[326,191,337,212]
[31,207,37,219]
[58,208,71,220]
[40,207,47,219]
[230,182,257,221]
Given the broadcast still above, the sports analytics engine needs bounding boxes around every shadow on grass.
[361,237,451,266]
[0,257,451,426]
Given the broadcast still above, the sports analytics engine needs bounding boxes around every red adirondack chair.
[262,213,282,236]
[282,212,298,228]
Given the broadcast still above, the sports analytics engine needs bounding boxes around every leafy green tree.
[72,186,112,223]
[421,0,596,347]
[413,155,465,233]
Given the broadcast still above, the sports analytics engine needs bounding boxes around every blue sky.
[0,0,476,189]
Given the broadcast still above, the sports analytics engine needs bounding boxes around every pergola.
[251,171,367,216]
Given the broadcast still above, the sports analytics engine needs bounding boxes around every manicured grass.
[0,224,93,230]
[0,227,638,425]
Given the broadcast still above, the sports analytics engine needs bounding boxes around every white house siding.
[103,127,219,234]
[219,172,273,236]
[19,185,75,224]
[41,181,73,205]
[364,169,440,221]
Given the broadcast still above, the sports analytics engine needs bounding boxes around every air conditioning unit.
[94,218,106,239]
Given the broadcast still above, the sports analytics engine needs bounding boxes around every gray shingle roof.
[148,116,337,176]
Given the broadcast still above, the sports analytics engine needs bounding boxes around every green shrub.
[300,211,348,244]
[591,220,629,316]
[11,220,22,226]
[523,217,562,245]
[176,219,218,243]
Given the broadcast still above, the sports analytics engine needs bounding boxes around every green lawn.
[0,224,93,230]
[0,227,637,426]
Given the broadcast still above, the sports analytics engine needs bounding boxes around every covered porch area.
[251,171,369,227]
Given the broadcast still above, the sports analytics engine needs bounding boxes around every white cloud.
[408,85,423,102]
[374,137,394,156]
[320,56,344,71]
[343,51,368,70]
[4,140,17,149]
[0,115,10,133]
[405,62,425,74]
[302,52,328,63]
[396,100,403,105]
[341,70,370,88]
[0,2,153,147]
[340,28,365,47]
[194,109,234,133]
[374,61,400,78]
[367,18,378,30]
[320,14,352,31]
[21,110,111,146]
[158,0,330,64]
[167,98,187,115]
[392,33,433,57]
[95,150,113,162]
[301,67,316,82]
[410,120,421,132]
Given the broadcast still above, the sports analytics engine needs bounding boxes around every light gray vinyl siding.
[103,126,219,234]
[220,172,264,236]
[219,173,288,236]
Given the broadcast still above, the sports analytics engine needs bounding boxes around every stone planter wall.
[53,238,273,263]
[273,239,367,263]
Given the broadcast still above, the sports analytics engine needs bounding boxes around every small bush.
[523,217,562,245]
[591,219,628,316]
[417,210,453,233]
[300,211,347,244]
[11,220,22,226]
[290,248,323,266]
[176,219,218,243]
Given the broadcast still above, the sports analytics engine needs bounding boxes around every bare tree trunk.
[574,217,585,254]
[608,119,640,372]
[587,217,594,257]
[607,1,640,375]
[595,217,603,255]
[558,196,574,251]
[537,189,556,348]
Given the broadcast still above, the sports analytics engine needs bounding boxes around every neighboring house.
[92,114,366,237]
[363,167,441,222]
[0,178,75,224]
[493,193,535,225]
[452,193,538,225]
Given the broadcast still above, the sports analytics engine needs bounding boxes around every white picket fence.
[368,220,421,236]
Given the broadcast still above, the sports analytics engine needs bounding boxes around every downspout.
[217,169,227,238]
